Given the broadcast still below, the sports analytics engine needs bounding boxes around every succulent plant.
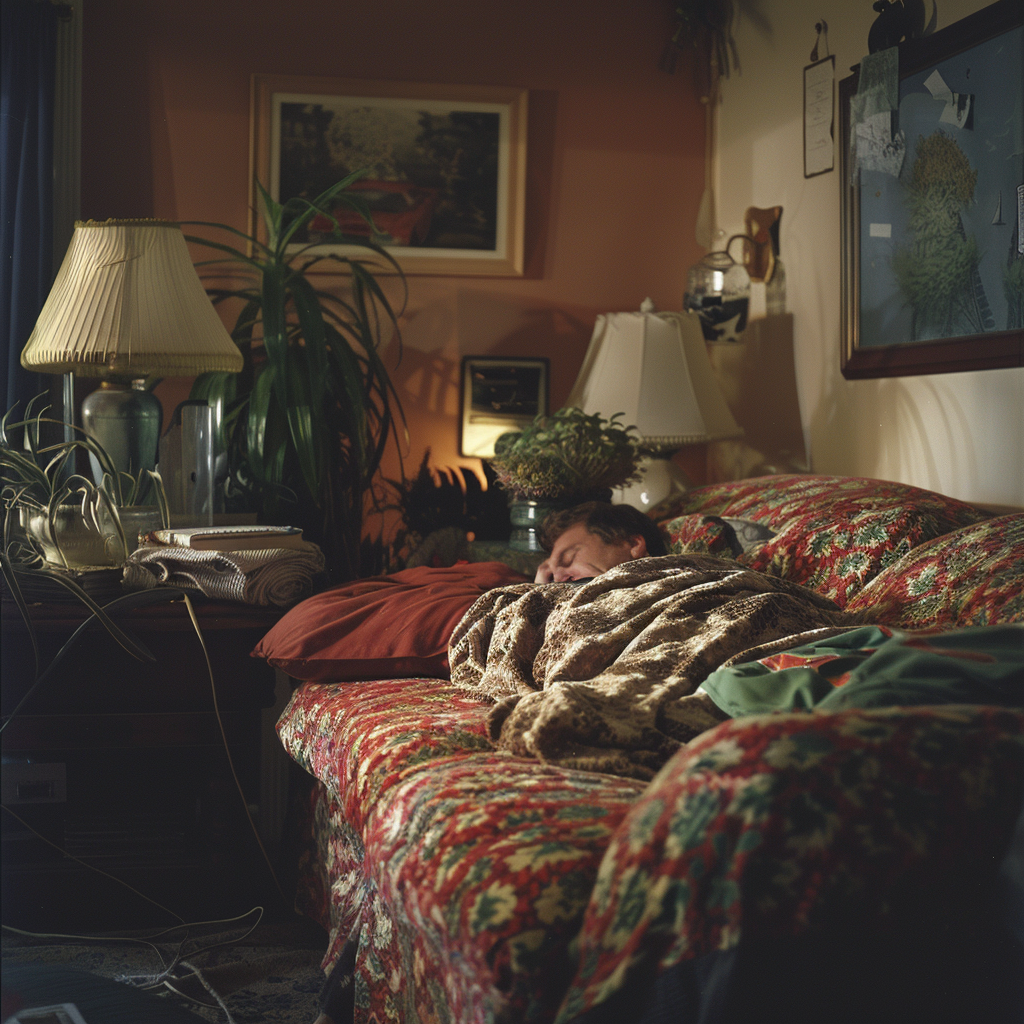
[489,407,642,502]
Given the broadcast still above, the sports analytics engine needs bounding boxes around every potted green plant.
[1,401,172,683]
[488,407,643,550]
[1,401,169,572]
[184,173,407,582]
[1,401,179,727]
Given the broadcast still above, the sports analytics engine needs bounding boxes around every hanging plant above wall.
[660,0,740,102]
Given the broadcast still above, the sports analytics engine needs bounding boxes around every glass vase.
[508,499,564,552]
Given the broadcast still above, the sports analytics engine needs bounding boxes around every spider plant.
[184,172,408,581]
[1,399,170,676]
[1,399,169,571]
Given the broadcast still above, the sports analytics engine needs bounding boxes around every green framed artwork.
[840,0,1023,377]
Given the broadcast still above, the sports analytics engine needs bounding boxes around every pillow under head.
[252,561,530,682]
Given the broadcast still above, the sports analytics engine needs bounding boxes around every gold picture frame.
[250,74,527,276]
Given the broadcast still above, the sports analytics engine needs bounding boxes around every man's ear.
[628,535,648,559]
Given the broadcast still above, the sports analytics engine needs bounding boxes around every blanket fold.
[449,555,854,779]
[122,541,325,607]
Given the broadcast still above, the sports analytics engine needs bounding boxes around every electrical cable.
[4,907,267,1014]
[1,905,265,964]
[178,961,238,1022]
[2,923,174,973]
[3,585,290,1019]
[1,899,263,943]
[181,591,289,905]
[0,587,182,735]
[0,803,186,925]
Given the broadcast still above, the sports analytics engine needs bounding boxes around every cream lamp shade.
[21,219,243,377]
[567,301,742,510]
[20,219,242,483]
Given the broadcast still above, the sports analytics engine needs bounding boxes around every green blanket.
[701,624,1024,717]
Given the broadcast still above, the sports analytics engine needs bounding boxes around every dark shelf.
[2,595,286,931]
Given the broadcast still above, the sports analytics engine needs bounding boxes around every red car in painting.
[308,180,440,247]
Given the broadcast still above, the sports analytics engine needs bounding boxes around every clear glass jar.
[684,235,751,342]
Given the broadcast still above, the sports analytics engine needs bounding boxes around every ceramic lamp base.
[613,456,691,512]
[81,379,162,484]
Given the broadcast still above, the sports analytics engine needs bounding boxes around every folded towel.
[123,541,325,607]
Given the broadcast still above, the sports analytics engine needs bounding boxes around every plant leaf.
[256,180,284,252]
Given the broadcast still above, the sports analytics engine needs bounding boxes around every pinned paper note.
[852,47,904,178]
[923,69,974,129]
[804,56,836,177]
[854,110,906,177]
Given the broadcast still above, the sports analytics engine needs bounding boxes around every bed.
[257,475,1024,1023]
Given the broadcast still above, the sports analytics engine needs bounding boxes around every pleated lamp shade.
[21,219,243,378]
[567,306,741,448]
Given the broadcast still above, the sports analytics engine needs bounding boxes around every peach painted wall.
[80,0,706,489]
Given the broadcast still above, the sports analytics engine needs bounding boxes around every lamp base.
[613,455,691,512]
[81,380,162,484]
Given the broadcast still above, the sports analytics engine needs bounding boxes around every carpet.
[1,913,328,1024]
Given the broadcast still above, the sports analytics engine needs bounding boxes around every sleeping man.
[533,501,668,583]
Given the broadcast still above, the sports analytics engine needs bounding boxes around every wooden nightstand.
[1,588,286,931]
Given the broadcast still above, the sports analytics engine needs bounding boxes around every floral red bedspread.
[554,703,1024,1023]
[278,677,645,1022]
[278,675,1024,1024]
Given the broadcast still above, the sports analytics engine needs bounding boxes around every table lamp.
[567,300,742,510]
[20,219,243,481]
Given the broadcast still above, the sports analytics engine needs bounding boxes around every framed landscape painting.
[840,0,1023,377]
[251,75,527,276]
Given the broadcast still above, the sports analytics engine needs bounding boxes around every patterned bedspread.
[271,479,1022,1024]
[279,681,1024,1024]
[554,704,1024,1024]
[278,677,646,1023]
[449,555,853,780]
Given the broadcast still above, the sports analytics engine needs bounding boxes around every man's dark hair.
[539,501,668,556]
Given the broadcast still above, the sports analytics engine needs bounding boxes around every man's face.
[534,522,648,583]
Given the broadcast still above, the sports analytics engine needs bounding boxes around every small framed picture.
[460,356,549,458]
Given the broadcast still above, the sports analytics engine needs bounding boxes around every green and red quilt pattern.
[279,678,645,1023]
[279,680,1024,1024]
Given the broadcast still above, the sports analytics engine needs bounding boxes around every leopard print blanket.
[449,554,855,780]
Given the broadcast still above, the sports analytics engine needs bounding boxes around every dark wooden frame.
[840,0,1023,378]
[459,356,548,459]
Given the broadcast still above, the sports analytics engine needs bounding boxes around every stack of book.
[143,525,307,551]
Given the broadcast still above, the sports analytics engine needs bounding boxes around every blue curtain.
[1,0,59,415]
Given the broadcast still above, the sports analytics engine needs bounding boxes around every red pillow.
[252,562,530,681]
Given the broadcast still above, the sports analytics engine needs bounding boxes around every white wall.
[715,0,1024,506]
